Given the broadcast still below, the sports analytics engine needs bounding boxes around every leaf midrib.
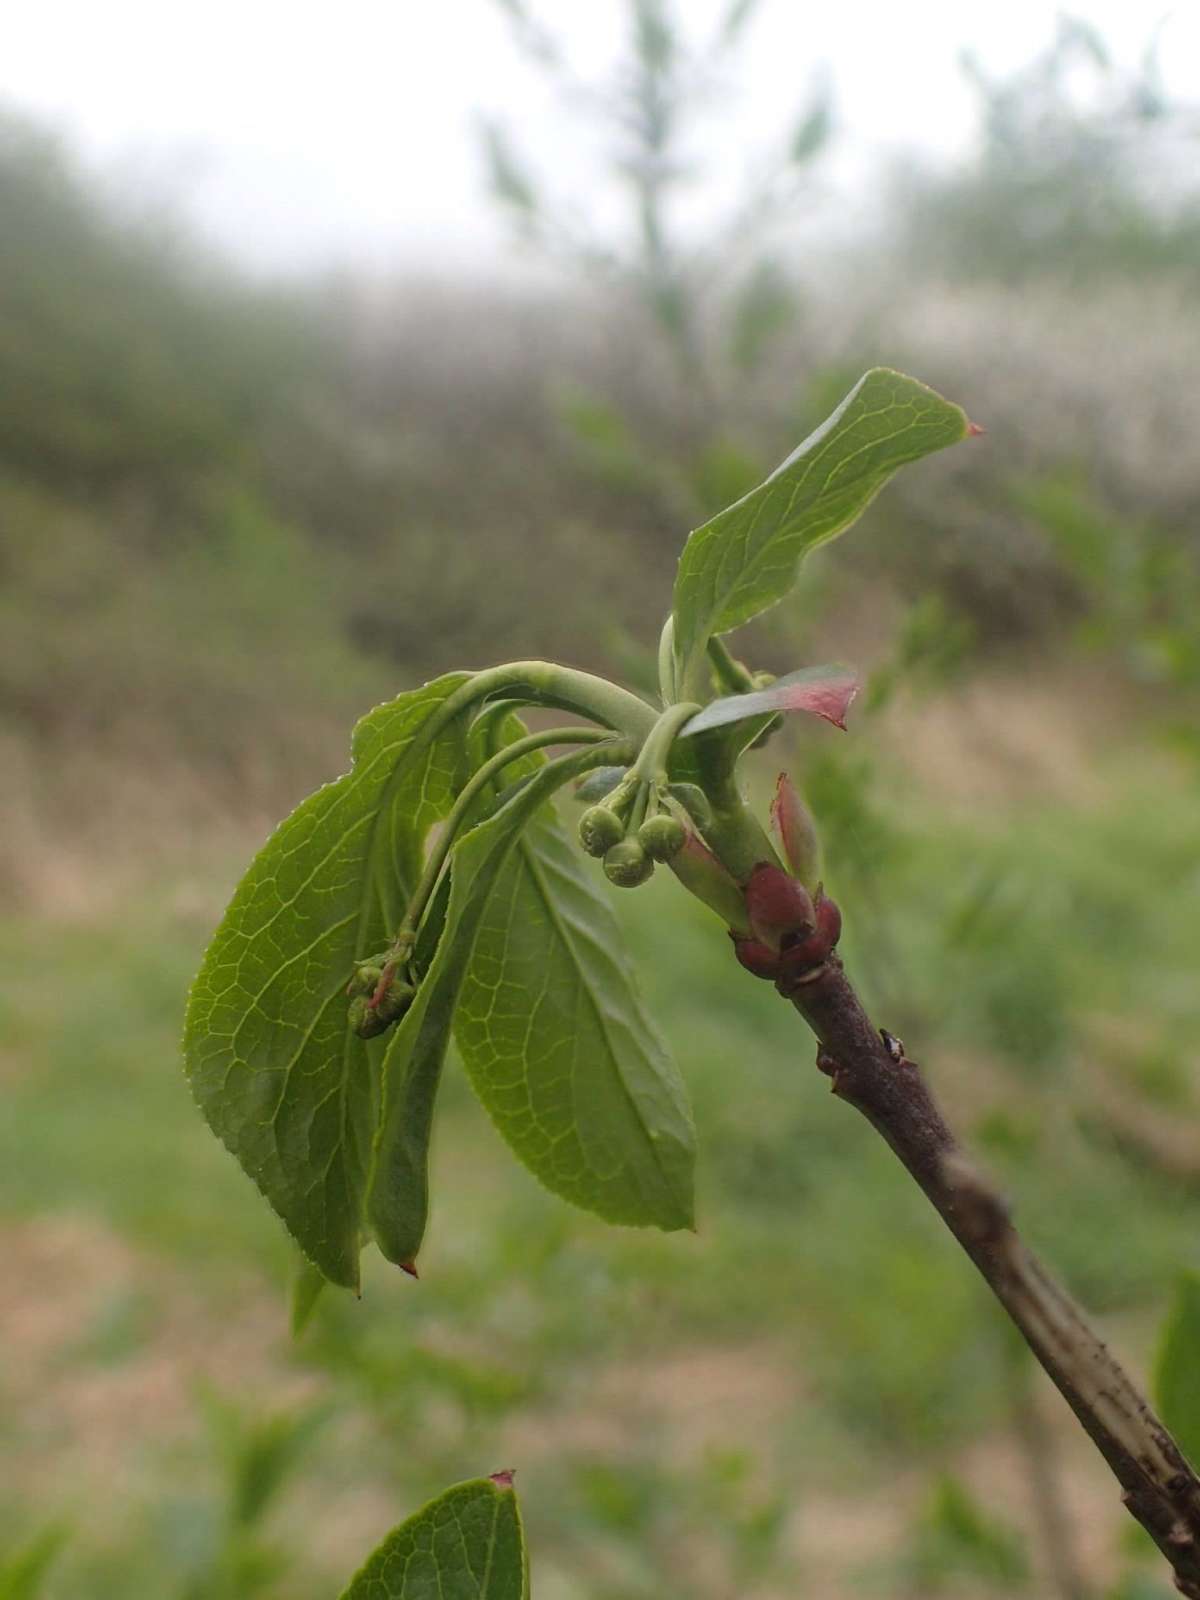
[686,401,918,666]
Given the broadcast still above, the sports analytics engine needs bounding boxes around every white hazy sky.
[3,1,1195,274]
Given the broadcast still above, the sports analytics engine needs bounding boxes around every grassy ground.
[2,679,1197,1599]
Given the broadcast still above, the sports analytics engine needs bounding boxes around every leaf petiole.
[387,726,632,975]
[631,699,703,789]
[657,616,678,705]
[706,633,757,695]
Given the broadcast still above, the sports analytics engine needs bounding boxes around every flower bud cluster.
[346,952,416,1039]
[577,774,709,890]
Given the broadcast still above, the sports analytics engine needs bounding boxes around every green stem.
[421,661,658,753]
[695,767,781,884]
[399,726,622,950]
[632,700,703,788]
[706,633,756,694]
[657,617,677,706]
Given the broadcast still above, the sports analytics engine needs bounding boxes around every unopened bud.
[347,963,383,998]
[744,862,815,951]
[579,804,625,858]
[603,837,654,888]
[575,765,629,804]
[348,975,415,1038]
[638,812,687,862]
[730,934,781,981]
[776,889,843,982]
[346,951,390,997]
[375,977,416,1024]
[770,773,821,889]
[348,995,389,1039]
[667,782,713,832]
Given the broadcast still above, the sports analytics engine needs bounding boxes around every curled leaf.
[681,665,859,739]
[671,368,971,688]
[770,771,821,887]
[667,832,751,932]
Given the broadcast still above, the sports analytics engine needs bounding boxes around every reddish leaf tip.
[489,1469,516,1489]
[399,1260,420,1279]
[967,421,985,437]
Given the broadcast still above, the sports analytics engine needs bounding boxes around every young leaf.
[671,368,971,689]
[338,1475,528,1600]
[184,674,475,1291]
[1154,1272,1200,1469]
[367,750,696,1263]
[455,806,696,1231]
[681,664,859,738]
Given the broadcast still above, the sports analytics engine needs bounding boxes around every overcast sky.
[3,1,1195,274]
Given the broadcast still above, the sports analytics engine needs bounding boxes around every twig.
[777,952,1200,1599]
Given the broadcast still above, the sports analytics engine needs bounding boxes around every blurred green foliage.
[4,740,1200,1593]
[2,7,1199,1595]
[0,1526,68,1600]
[893,14,1200,286]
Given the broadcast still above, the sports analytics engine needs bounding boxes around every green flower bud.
[667,782,713,832]
[375,977,416,1024]
[603,837,654,888]
[579,804,625,858]
[574,765,630,804]
[348,995,389,1039]
[346,962,384,998]
[638,812,686,862]
[348,974,415,1038]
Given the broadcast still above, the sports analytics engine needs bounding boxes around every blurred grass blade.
[290,1257,327,1338]
[0,1524,69,1600]
[338,1475,528,1599]
[184,674,475,1291]
[671,368,971,690]
[1154,1272,1200,1468]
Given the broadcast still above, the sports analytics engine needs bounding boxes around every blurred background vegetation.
[2,4,1199,1597]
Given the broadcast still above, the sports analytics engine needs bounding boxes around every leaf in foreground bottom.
[338,1475,528,1600]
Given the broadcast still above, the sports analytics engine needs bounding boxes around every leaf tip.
[489,1468,516,1490]
[398,1259,420,1280]
[967,420,986,437]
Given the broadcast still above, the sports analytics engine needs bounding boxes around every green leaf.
[184,674,475,1291]
[682,664,859,738]
[1154,1272,1200,1468]
[455,806,695,1231]
[671,368,971,690]
[338,1475,528,1600]
[368,749,695,1262]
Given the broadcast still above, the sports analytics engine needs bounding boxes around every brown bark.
[779,952,1200,1598]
